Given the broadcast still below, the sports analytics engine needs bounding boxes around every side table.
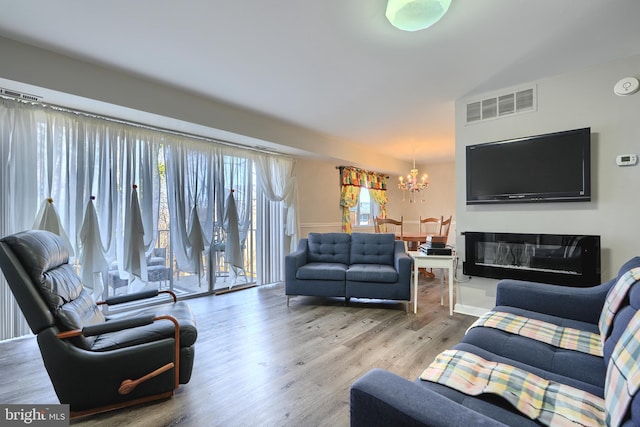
[407,251,455,315]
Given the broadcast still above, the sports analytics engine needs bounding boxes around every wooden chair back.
[419,216,441,235]
[374,216,403,237]
[419,215,452,241]
[440,215,452,241]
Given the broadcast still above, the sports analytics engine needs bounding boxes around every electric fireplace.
[463,232,600,287]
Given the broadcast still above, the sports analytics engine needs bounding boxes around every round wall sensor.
[614,77,640,96]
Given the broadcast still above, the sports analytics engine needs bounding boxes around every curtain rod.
[0,93,292,159]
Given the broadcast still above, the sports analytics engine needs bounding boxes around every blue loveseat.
[351,256,640,426]
[285,232,412,310]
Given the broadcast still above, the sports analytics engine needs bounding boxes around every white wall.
[454,54,640,315]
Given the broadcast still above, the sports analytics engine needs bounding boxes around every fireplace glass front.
[463,232,600,286]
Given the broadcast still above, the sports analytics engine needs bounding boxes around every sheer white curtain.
[223,151,253,286]
[254,155,298,285]
[254,155,298,247]
[0,100,40,339]
[0,99,160,339]
[29,110,160,279]
[108,128,160,287]
[165,143,254,289]
[164,140,217,277]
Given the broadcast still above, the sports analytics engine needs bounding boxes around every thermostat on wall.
[616,154,638,166]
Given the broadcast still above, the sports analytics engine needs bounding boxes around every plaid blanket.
[469,311,602,357]
[598,267,640,346]
[421,349,605,427]
[605,309,640,427]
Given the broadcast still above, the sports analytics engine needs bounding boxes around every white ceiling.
[1,0,639,163]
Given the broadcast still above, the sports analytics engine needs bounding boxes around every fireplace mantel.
[462,232,601,287]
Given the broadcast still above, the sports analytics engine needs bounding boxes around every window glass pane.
[359,189,371,225]
[349,188,378,226]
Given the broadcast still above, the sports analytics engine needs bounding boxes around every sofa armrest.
[285,239,309,279]
[394,242,412,284]
[495,278,613,324]
[350,369,508,427]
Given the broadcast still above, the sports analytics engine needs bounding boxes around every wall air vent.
[466,86,536,124]
[0,87,42,102]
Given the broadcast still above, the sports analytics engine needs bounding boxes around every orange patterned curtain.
[339,167,388,233]
[365,169,388,219]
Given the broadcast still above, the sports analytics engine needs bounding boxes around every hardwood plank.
[0,275,477,426]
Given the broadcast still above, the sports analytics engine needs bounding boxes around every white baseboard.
[454,304,489,318]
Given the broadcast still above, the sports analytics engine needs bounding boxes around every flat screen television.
[466,127,591,204]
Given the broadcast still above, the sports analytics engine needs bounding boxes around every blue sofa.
[351,256,640,426]
[285,232,412,309]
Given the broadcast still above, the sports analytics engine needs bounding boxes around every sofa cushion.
[296,263,348,281]
[347,264,399,283]
[93,300,198,351]
[446,340,606,395]
[307,233,351,265]
[491,305,601,333]
[462,305,605,388]
[462,326,606,389]
[415,342,605,426]
[420,349,605,426]
[350,233,395,266]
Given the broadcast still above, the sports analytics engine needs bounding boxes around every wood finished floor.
[0,274,476,427]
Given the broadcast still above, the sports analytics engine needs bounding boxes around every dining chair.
[419,216,441,235]
[374,216,403,237]
[418,215,452,277]
[440,215,452,242]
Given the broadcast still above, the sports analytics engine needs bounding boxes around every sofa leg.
[287,296,290,307]
[345,297,350,306]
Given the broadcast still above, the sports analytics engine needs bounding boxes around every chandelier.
[398,150,429,202]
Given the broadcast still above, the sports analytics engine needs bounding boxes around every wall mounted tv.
[466,127,591,205]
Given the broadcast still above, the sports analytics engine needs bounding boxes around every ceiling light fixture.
[385,0,452,32]
[398,148,429,203]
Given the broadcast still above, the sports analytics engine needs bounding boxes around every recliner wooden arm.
[118,362,175,395]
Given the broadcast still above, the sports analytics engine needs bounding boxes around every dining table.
[396,232,427,242]
[395,233,446,249]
